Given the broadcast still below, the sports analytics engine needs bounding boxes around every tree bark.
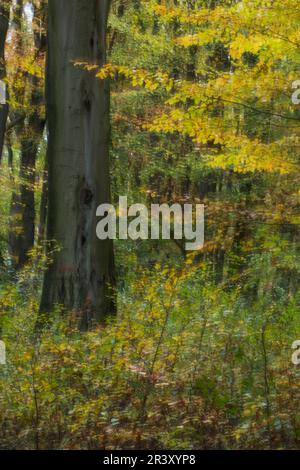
[0,0,9,161]
[40,0,115,330]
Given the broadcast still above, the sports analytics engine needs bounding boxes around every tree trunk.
[0,0,9,161]
[37,163,48,244]
[40,0,115,330]
[9,0,46,267]
[18,113,44,265]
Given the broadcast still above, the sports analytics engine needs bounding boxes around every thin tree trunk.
[19,115,44,264]
[0,0,10,161]
[40,0,115,330]
[9,1,46,266]
[37,162,48,244]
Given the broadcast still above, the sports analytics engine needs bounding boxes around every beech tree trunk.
[0,0,9,161]
[40,0,115,330]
